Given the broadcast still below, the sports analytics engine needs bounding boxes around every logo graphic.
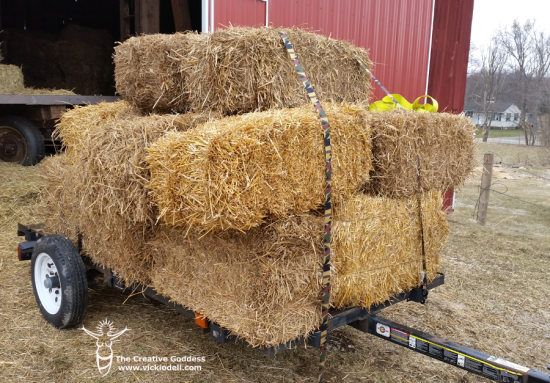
[375,323,390,337]
[81,319,130,376]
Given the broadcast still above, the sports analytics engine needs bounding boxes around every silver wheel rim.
[34,252,62,314]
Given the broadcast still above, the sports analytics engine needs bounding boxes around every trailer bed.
[16,223,550,382]
[0,94,121,105]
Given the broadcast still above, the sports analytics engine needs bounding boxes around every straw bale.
[146,103,373,232]
[0,64,24,92]
[41,154,80,244]
[148,191,448,347]
[331,191,449,308]
[114,27,372,114]
[41,154,155,283]
[148,215,323,348]
[42,102,220,283]
[54,101,220,225]
[367,110,477,198]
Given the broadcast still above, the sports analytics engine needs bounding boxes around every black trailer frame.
[16,223,550,382]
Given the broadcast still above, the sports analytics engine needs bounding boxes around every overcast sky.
[470,0,550,49]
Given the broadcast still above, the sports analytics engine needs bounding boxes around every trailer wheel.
[0,116,45,166]
[31,235,88,328]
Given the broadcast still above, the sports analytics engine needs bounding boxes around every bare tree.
[533,29,550,146]
[497,19,550,146]
[533,30,550,86]
[466,20,550,145]
[478,38,506,142]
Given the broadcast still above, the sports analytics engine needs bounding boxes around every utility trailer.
[0,94,120,166]
[16,223,550,382]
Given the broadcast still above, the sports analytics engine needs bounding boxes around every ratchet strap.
[416,154,429,296]
[279,31,333,383]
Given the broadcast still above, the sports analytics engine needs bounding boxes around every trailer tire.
[0,116,45,166]
[31,235,88,329]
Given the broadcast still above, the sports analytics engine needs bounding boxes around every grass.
[0,142,549,382]
[475,128,525,138]
[476,141,550,166]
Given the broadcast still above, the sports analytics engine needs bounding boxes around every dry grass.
[114,27,372,114]
[147,103,372,232]
[0,64,76,95]
[367,110,477,198]
[479,141,550,167]
[1,142,550,381]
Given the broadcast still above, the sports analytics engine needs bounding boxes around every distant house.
[463,101,534,130]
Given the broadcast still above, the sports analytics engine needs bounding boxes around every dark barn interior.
[0,0,202,95]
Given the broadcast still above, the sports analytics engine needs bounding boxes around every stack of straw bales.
[43,103,456,347]
[114,27,372,114]
[41,26,474,348]
[147,191,447,347]
[146,108,476,233]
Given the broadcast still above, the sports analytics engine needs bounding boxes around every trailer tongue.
[362,316,549,383]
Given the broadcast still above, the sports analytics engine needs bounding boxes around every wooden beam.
[119,0,131,41]
[25,106,67,121]
[476,153,494,225]
[171,0,192,32]
[136,0,160,35]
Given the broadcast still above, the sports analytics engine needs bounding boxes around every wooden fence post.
[477,153,494,225]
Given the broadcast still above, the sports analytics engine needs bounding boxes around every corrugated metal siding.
[427,0,474,113]
[212,0,434,102]
[214,0,266,29]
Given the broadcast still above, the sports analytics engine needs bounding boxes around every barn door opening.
[120,0,202,41]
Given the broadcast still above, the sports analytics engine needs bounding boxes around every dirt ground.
[1,142,549,382]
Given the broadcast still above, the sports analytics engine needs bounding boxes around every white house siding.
[465,104,523,129]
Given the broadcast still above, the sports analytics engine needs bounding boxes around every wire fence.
[470,151,550,218]
[475,133,543,146]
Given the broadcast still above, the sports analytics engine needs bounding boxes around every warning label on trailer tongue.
[377,323,524,383]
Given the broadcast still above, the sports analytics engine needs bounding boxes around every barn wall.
[427,0,474,113]
[211,0,434,103]
[213,0,266,28]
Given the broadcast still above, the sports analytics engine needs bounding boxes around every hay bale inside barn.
[2,25,114,95]
[0,64,24,92]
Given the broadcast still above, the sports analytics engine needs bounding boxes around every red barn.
[0,0,473,112]
[205,0,474,113]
